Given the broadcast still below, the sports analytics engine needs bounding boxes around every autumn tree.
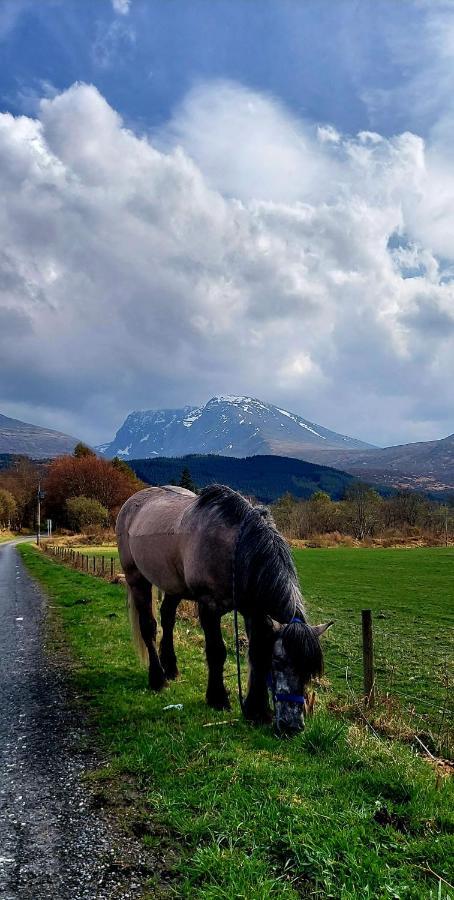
[44,454,143,525]
[0,457,40,529]
[73,442,96,458]
[344,482,382,540]
[0,488,17,529]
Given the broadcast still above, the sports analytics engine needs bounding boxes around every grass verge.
[20,543,454,899]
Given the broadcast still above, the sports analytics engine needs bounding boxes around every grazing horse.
[116,484,332,733]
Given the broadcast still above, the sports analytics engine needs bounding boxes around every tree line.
[272,484,454,543]
[0,443,143,532]
[1,450,452,543]
[0,450,198,533]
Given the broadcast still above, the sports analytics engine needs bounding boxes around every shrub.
[66,496,109,532]
[0,488,17,528]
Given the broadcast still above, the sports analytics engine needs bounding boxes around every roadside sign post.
[36,484,45,545]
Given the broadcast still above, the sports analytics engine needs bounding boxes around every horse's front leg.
[199,603,231,710]
[159,593,181,680]
[243,616,273,724]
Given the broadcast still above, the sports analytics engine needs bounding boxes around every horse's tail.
[126,584,149,667]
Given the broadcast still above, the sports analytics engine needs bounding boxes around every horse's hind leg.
[199,604,230,710]
[130,574,167,691]
[159,593,181,680]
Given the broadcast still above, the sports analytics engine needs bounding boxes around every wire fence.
[45,543,121,580]
[44,542,453,760]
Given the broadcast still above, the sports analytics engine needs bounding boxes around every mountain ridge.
[98,396,374,460]
[0,412,80,459]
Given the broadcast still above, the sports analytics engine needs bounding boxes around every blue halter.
[267,616,307,707]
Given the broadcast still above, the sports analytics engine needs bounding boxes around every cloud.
[0,80,453,446]
[112,0,131,13]
[361,1,454,139]
[92,14,135,68]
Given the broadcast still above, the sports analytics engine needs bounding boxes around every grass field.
[71,544,118,556]
[61,542,454,755]
[294,548,454,757]
[19,544,454,899]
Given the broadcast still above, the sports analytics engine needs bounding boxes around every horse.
[116,483,332,734]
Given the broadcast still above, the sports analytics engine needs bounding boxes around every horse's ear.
[311,621,334,637]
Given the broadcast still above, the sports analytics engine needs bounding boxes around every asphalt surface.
[0,542,154,900]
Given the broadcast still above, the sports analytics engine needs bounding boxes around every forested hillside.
[128,453,358,502]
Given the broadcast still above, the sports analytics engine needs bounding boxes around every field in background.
[295,547,453,758]
[18,544,454,898]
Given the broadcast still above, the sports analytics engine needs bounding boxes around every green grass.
[294,548,454,756]
[72,542,454,753]
[0,530,16,543]
[71,544,118,556]
[19,544,454,899]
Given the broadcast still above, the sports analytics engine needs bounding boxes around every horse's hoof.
[148,671,168,691]
[164,667,179,681]
[206,691,231,711]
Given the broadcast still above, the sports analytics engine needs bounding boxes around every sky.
[1,0,454,448]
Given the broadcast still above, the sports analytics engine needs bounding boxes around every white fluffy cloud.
[0,80,453,445]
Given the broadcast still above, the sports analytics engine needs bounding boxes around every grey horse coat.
[116,483,328,731]
[116,485,237,610]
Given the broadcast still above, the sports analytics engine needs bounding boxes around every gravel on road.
[0,542,156,900]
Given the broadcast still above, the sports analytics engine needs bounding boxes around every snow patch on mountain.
[99,396,374,460]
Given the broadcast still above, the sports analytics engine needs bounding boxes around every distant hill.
[98,396,374,460]
[127,454,363,503]
[298,433,454,494]
[0,413,80,459]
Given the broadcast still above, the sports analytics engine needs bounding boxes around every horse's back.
[116,486,196,593]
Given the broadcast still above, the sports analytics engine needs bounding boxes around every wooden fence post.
[101,556,105,577]
[361,609,375,707]
[110,557,114,579]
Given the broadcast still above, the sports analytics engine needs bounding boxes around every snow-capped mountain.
[98,396,374,460]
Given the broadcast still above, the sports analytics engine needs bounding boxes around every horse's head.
[269,619,333,735]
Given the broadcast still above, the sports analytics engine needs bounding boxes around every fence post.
[361,609,375,707]
[101,556,105,577]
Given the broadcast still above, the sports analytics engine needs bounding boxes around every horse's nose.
[275,715,305,737]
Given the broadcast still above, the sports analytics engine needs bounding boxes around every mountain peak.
[99,397,374,460]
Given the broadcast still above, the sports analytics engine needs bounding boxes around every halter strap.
[266,672,307,706]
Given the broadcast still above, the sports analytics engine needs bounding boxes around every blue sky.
[0,1,439,136]
[1,0,454,446]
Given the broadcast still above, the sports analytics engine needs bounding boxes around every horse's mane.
[194,484,304,623]
[194,483,252,526]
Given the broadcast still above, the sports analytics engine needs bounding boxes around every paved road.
[0,542,153,899]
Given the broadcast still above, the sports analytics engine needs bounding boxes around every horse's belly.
[128,532,187,595]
